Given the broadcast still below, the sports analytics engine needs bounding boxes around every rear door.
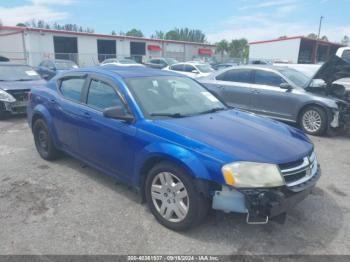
[51,74,88,154]
[250,69,297,120]
[208,68,254,110]
[77,75,137,180]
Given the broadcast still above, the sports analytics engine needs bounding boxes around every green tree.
[164,28,207,43]
[126,29,144,37]
[321,35,328,41]
[111,30,117,35]
[307,33,318,39]
[16,23,26,27]
[341,35,349,46]
[151,30,165,39]
[229,39,249,60]
[215,40,229,62]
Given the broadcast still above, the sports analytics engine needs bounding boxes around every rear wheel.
[145,161,209,231]
[33,119,61,160]
[299,106,327,136]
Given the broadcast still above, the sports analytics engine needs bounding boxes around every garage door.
[53,36,78,63]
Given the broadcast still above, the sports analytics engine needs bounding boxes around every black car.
[36,59,78,80]
[144,58,178,69]
[0,63,46,118]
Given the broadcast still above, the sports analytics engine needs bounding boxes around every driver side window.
[87,80,123,111]
[254,70,286,87]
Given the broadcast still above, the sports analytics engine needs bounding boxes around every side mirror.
[192,69,199,74]
[309,79,326,88]
[280,83,293,90]
[103,106,134,123]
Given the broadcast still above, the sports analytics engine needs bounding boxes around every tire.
[33,119,61,160]
[299,106,327,136]
[145,161,209,231]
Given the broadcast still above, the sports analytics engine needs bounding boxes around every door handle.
[49,99,57,104]
[82,112,91,119]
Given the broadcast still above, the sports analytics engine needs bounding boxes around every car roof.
[75,66,182,79]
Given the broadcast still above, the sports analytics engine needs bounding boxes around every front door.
[78,76,137,180]
[250,69,297,121]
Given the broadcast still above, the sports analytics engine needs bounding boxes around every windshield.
[196,64,214,73]
[0,65,41,81]
[165,58,178,65]
[55,61,78,70]
[277,68,310,87]
[125,76,226,118]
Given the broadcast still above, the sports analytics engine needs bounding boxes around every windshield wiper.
[150,112,187,118]
[198,107,227,115]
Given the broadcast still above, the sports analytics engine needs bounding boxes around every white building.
[249,36,344,64]
[0,26,216,66]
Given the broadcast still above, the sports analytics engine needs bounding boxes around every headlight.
[0,89,16,102]
[221,161,285,188]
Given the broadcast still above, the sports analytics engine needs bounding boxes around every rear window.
[60,78,85,102]
[216,69,252,83]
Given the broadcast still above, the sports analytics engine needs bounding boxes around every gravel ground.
[0,116,349,255]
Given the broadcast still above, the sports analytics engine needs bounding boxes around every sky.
[0,0,349,43]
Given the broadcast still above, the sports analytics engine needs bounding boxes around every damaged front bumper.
[0,100,28,115]
[212,167,321,224]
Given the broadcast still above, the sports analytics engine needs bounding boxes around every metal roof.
[0,26,216,47]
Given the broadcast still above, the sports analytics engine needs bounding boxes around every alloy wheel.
[150,172,189,223]
[302,110,322,133]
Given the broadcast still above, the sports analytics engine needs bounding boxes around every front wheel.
[299,106,327,136]
[145,162,209,231]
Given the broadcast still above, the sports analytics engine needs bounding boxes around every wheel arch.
[297,102,331,124]
[134,143,214,202]
[31,105,61,148]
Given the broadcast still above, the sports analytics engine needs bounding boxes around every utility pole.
[318,16,324,39]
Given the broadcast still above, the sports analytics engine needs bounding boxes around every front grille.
[279,151,318,187]
[7,89,30,102]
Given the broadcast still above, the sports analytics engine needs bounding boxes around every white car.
[100,58,144,67]
[164,62,214,78]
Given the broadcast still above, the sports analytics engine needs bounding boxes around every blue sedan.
[27,66,320,231]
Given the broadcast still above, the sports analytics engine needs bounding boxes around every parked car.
[100,58,144,67]
[0,63,45,118]
[37,59,79,80]
[212,62,238,71]
[27,66,320,230]
[199,56,350,135]
[0,56,9,62]
[144,58,178,69]
[164,61,214,78]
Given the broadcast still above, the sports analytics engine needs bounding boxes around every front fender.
[132,142,219,188]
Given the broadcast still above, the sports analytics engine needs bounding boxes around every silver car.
[199,60,350,136]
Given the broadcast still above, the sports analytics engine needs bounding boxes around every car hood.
[312,55,350,86]
[0,79,46,91]
[152,110,313,164]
